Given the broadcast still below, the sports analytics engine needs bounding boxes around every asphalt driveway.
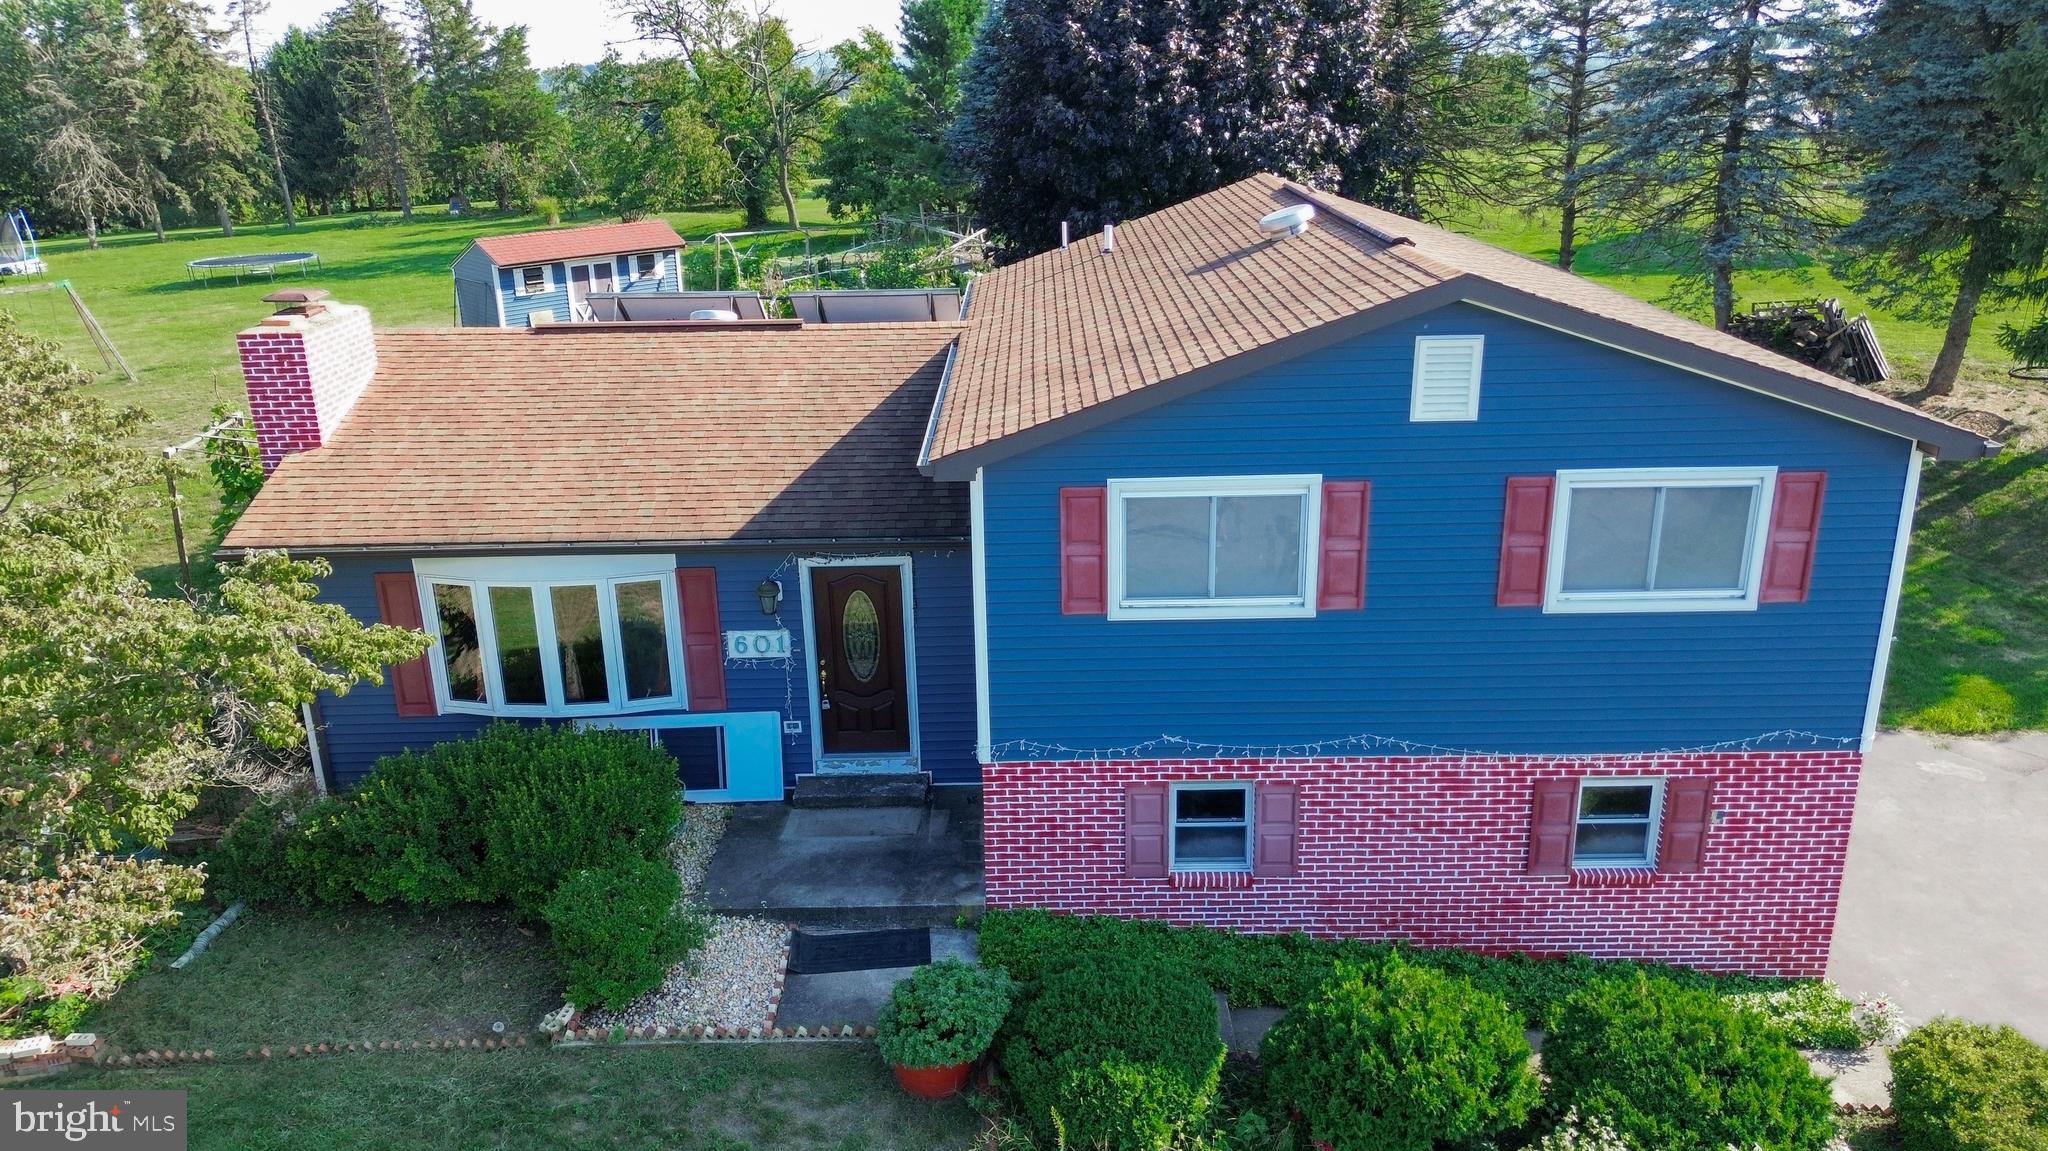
[1830,730,2048,1042]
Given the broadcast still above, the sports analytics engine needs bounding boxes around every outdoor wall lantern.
[756,579,783,615]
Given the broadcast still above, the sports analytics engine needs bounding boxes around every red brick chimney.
[237,289,377,472]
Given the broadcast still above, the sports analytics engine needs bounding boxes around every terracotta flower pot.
[891,1060,973,1099]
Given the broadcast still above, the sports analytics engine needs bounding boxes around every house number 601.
[725,630,791,659]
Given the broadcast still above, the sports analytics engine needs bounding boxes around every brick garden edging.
[0,1033,102,1082]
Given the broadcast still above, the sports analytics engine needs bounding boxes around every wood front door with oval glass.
[811,565,912,755]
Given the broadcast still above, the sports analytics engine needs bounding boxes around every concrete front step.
[791,771,931,808]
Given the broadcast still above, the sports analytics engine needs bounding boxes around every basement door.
[810,565,914,756]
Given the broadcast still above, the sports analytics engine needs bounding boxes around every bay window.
[416,556,686,716]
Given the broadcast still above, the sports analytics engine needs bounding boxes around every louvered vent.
[1410,335,1485,422]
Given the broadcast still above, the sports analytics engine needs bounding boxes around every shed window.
[1547,468,1775,612]
[633,252,662,280]
[516,265,549,296]
[417,557,686,716]
[1171,783,1253,871]
[1574,778,1663,867]
[1107,475,1321,620]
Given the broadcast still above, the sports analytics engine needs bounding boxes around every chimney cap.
[263,288,331,306]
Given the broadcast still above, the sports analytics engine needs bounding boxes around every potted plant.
[876,959,1017,1099]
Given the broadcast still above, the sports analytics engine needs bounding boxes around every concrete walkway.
[1830,730,2048,1043]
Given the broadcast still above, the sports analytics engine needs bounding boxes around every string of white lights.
[988,729,1859,763]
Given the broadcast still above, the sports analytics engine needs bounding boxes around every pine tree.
[1836,0,2048,393]
[135,0,262,236]
[325,0,415,216]
[233,0,296,227]
[22,0,154,247]
[1592,0,1851,329]
[1513,0,1643,269]
[267,25,353,214]
[407,0,490,206]
[471,24,558,210]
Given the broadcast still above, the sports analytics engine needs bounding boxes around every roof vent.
[1259,204,1316,238]
[1102,223,1115,255]
[689,308,740,321]
[262,287,332,316]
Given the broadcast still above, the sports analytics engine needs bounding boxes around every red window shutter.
[1316,481,1371,611]
[1060,486,1108,615]
[1527,778,1577,875]
[1253,782,1299,877]
[1760,471,1826,603]
[1497,476,1555,607]
[1126,783,1168,878]
[1658,778,1715,874]
[677,567,727,711]
[372,571,437,717]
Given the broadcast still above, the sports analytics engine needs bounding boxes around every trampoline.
[187,251,322,285]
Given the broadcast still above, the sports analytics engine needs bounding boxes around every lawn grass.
[45,1044,983,1150]
[85,903,562,1052]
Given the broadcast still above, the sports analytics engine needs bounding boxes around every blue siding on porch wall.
[978,302,1913,756]
[310,547,977,789]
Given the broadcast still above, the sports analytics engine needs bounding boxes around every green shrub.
[210,799,301,904]
[282,796,368,906]
[540,857,705,1011]
[999,952,1226,1151]
[876,959,1016,1069]
[1725,981,1897,1049]
[1262,957,1539,1151]
[1892,1018,2048,1151]
[1544,974,1836,1151]
[0,978,92,1040]
[976,909,1797,1029]
[342,746,488,908]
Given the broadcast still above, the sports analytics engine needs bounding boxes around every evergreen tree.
[22,0,154,247]
[232,0,295,227]
[1512,0,1643,269]
[1380,0,1533,217]
[135,0,262,236]
[407,0,490,205]
[1836,0,2048,393]
[1592,0,1851,330]
[267,25,353,213]
[471,24,558,210]
[324,0,415,216]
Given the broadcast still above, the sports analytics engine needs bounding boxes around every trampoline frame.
[186,252,322,285]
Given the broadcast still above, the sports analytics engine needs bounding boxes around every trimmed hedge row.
[1892,1019,2048,1151]
[977,908,1797,1030]
[211,723,695,1009]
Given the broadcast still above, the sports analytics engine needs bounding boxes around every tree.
[952,0,1406,254]
[267,25,354,214]
[22,0,155,247]
[233,0,296,227]
[325,0,416,217]
[408,0,491,204]
[0,0,41,219]
[0,313,424,1017]
[470,24,558,210]
[1380,0,1536,218]
[1835,0,2048,393]
[136,0,263,236]
[819,0,985,218]
[1592,0,1852,330]
[550,56,731,217]
[1512,0,1643,269]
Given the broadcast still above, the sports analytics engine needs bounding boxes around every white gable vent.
[1410,335,1484,422]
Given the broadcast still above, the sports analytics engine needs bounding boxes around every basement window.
[1170,783,1253,872]
[1574,778,1663,868]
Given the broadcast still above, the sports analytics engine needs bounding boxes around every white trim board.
[970,469,993,764]
[1862,447,1923,750]
[797,555,923,773]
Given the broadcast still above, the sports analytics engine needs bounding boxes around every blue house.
[227,175,1996,974]
[452,220,686,327]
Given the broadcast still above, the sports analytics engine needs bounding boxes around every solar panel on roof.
[583,292,769,321]
[789,289,962,324]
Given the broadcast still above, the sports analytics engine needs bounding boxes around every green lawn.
[41,1045,983,1150]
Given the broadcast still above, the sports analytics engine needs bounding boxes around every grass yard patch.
[50,1044,980,1150]
[85,904,562,1053]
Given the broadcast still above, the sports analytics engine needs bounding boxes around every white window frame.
[514,264,552,297]
[1544,466,1777,614]
[413,554,688,718]
[1410,334,1485,422]
[1168,781,1254,873]
[631,251,665,282]
[1573,776,1664,869]
[1106,474,1323,621]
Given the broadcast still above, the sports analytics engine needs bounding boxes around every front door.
[812,565,913,755]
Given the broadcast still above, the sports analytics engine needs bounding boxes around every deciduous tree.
[136,0,262,236]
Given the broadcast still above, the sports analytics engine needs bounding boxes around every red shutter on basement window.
[677,567,727,711]
[1760,471,1827,603]
[1126,783,1168,878]
[1060,486,1108,615]
[1658,778,1715,874]
[1527,778,1577,875]
[372,572,437,717]
[1497,476,1555,607]
[1317,481,1371,611]
[1253,782,1299,877]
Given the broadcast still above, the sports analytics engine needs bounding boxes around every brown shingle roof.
[472,220,684,267]
[222,324,968,551]
[924,174,1997,470]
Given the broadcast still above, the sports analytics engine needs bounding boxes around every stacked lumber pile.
[1728,299,1891,384]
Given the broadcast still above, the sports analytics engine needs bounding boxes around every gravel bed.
[670,804,729,897]
[583,915,789,1033]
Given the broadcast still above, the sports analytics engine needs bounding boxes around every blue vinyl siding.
[311,546,977,789]
[491,249,683,327]
[979,302,1913,756]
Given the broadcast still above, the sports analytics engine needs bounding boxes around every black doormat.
[788,928,932,975]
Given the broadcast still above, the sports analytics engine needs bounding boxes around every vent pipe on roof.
[1102,223,1115,255]
[1060,221,1069,250]
[1258,204,1316,239]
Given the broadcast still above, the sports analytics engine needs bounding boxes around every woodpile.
[1728,299,1891,384]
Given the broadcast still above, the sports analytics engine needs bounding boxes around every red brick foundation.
[984,751,1859,976]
